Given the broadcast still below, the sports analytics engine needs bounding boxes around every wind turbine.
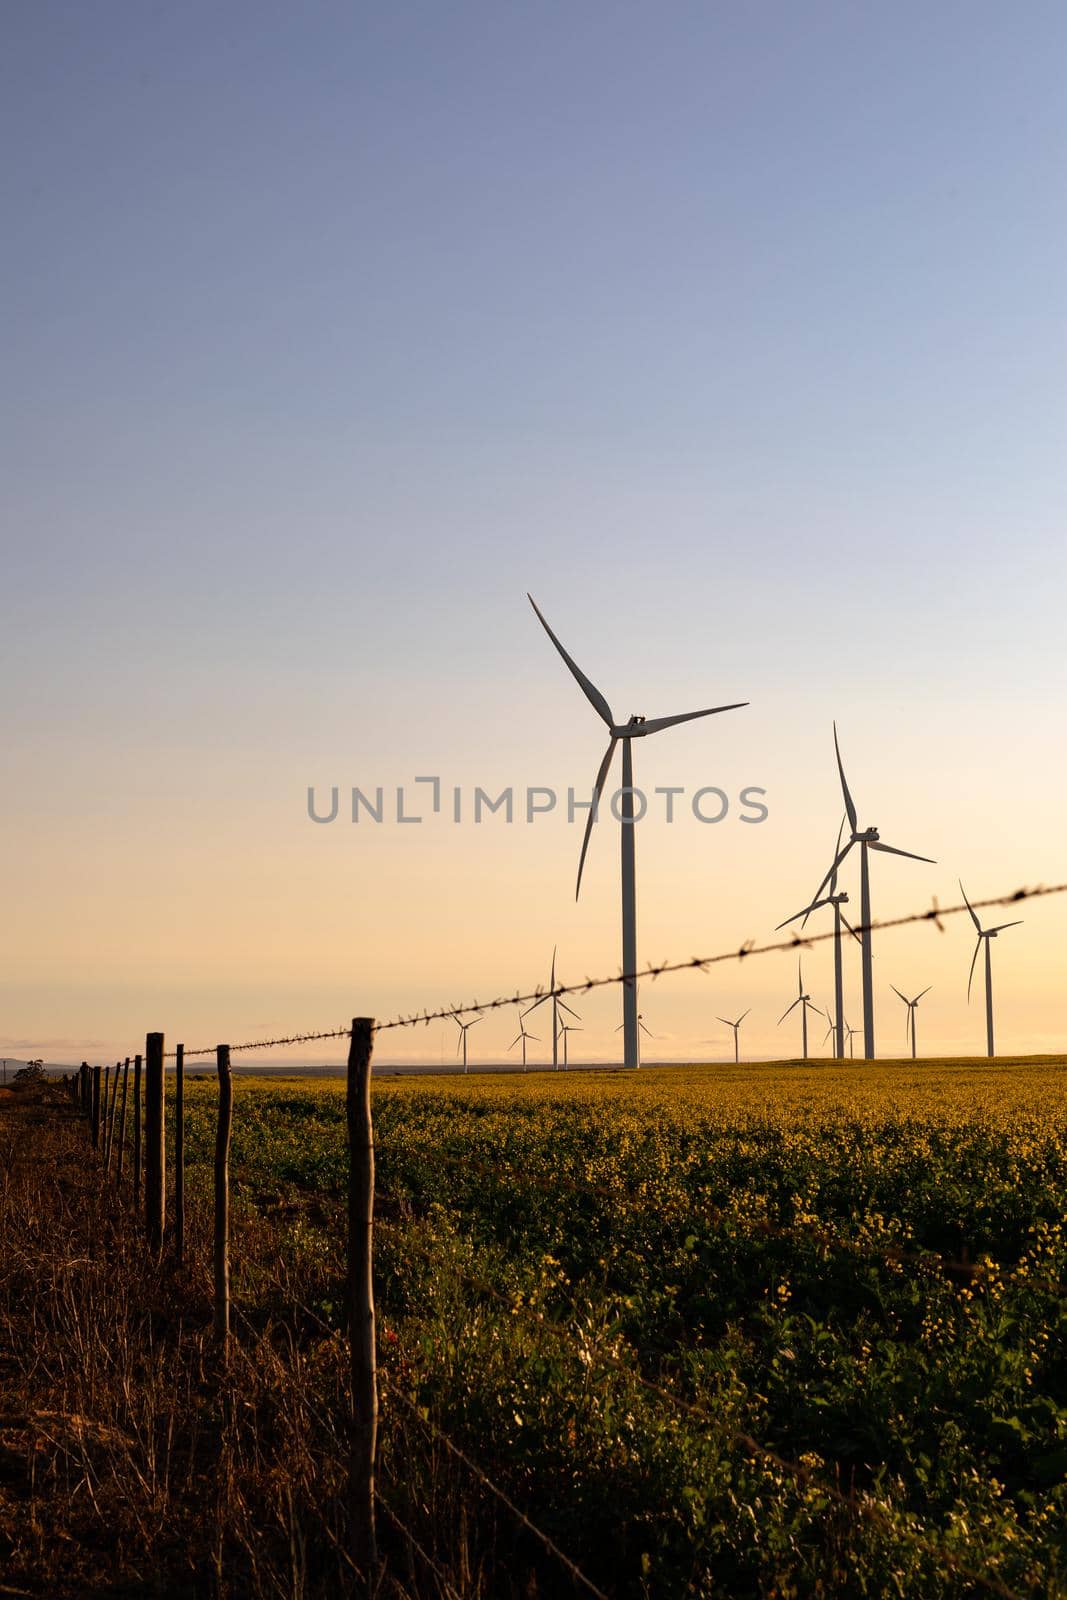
[845,1019,861,1059]
[716,1009,750,1064]
[778,961,822,1060]
[777,817,861,1059]
[559,1022,582,1068]
[522,947,581,1069]
[821,1007,839,1055]
[529,595,747,1070]
[509,1018,538,1072]
[960,881,1022,1058]
[890,985,931,1060]
[452,1012,482,1074]
[809,725,935,1060]
[614,1010,656,1068]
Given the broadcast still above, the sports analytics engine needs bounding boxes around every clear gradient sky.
[3,3,1066,1066]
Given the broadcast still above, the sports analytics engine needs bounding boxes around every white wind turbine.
[451,1013,482,1074]
[509,1016,538,1072]
[777,817,861,1059]
[778,960,822,1060]
[522,947,581,1069]
[960,881,1023,1058]
[808,724,935,1060]
[559,1021,582,1068]
[890,985,931,1060]
[529,595,747,1070]
[614,1006,656,1067]
[716,1009,750,1064]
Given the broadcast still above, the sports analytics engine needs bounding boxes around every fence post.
[105,1061,120,1172]
[80,1062,89,1115]
[347,1017,378,1582]
[145,1033,165,1251]
[133,1053,143,1205]
[214,1044,232,1348]
[175,1042,185,1265]
[117,1058,131,1181]
[100,1066,110,1151]
[91,1065,102,1149]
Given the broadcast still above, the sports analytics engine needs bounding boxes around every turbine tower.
[960,881,1022,1058]
[522,947,580,1069]
[890,985,931,1060]
[529,595,747,1069]
[717,1009,750,1064]
[778,817,861,1059]
[559,1022,581,1068]
[451,1013,482,1074]
[778,961,822,1060]
[809,725,934,1060]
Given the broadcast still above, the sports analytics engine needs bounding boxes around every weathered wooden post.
[133,1053,143,1204]
[80,1062,89,1114]
[174,1042,185,1265]
[117,1058,131,1181]
[104,1061,121,1172]
[347,1017,378,1581]
[91,1065,102,1149]
[214,1044,232,1347]
[145,1033,165,1251]
[100,1066,111,1154]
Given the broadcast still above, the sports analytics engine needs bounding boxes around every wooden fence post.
[214,1044,232,1347]
[91,1065,102,1149]
[100,1066,111,1153]
[347,1017,378,1581]
[133,1053,143,1205]
[105,1061,120,1172]
[145,1033,165,1251]
[117,1058,131,1181]
[80,1062,89,1116]
[175,1042,185,1265]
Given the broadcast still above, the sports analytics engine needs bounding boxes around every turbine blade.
[778,997,802,1024]
[775,900,825,931]
[840,910,863,945]
[528,595,614,726]
[806,841,855,916]
[455,1034,462,1056]
[558,999,581,1021]
[716,1017,733,1027]
[639,1022,655,1037]
[468,1016,483,1028]
[988,920,1024,933]
[890,985,908,1004]
[832,722,858,833]
[508,1033,522,1050]
[575,738,619,899]
[967,936,982,1002]
[959,879,983,934]
[829,814,846,894]
[868,841,936,864]
[550,946,556,987]
[823,1023,834,1044]
[639,703,748,736]
[522,995,550,1018]
[915,986,932,1001]
[738,1009,751,1024]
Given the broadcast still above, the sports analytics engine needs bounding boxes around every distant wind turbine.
[890,985,931,1060]
[522,947,580,1069]
[960,881,1022,1058]
[808,725,935,1059]
[845,1019,861,1059]
[529,594,747,1070]
[614,1010,656,1068]
[559,1021,582,1068]
[777,816,861,1058]
[778,961,822,1060]
[716,1009,750,1064]
[452,1013,482,1074]
[509,1017,538,1072]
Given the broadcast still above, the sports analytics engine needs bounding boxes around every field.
[170,1057,1067,1598]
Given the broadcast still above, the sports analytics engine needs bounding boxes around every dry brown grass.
[0,1084,482,1600]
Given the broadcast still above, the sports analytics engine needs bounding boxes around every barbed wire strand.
[382,1376,611,1600]
[159,881,1064,1058]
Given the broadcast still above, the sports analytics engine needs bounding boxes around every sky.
[2,2,1066,1067]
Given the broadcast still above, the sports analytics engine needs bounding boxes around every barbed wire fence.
[54,877,1066,1598]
